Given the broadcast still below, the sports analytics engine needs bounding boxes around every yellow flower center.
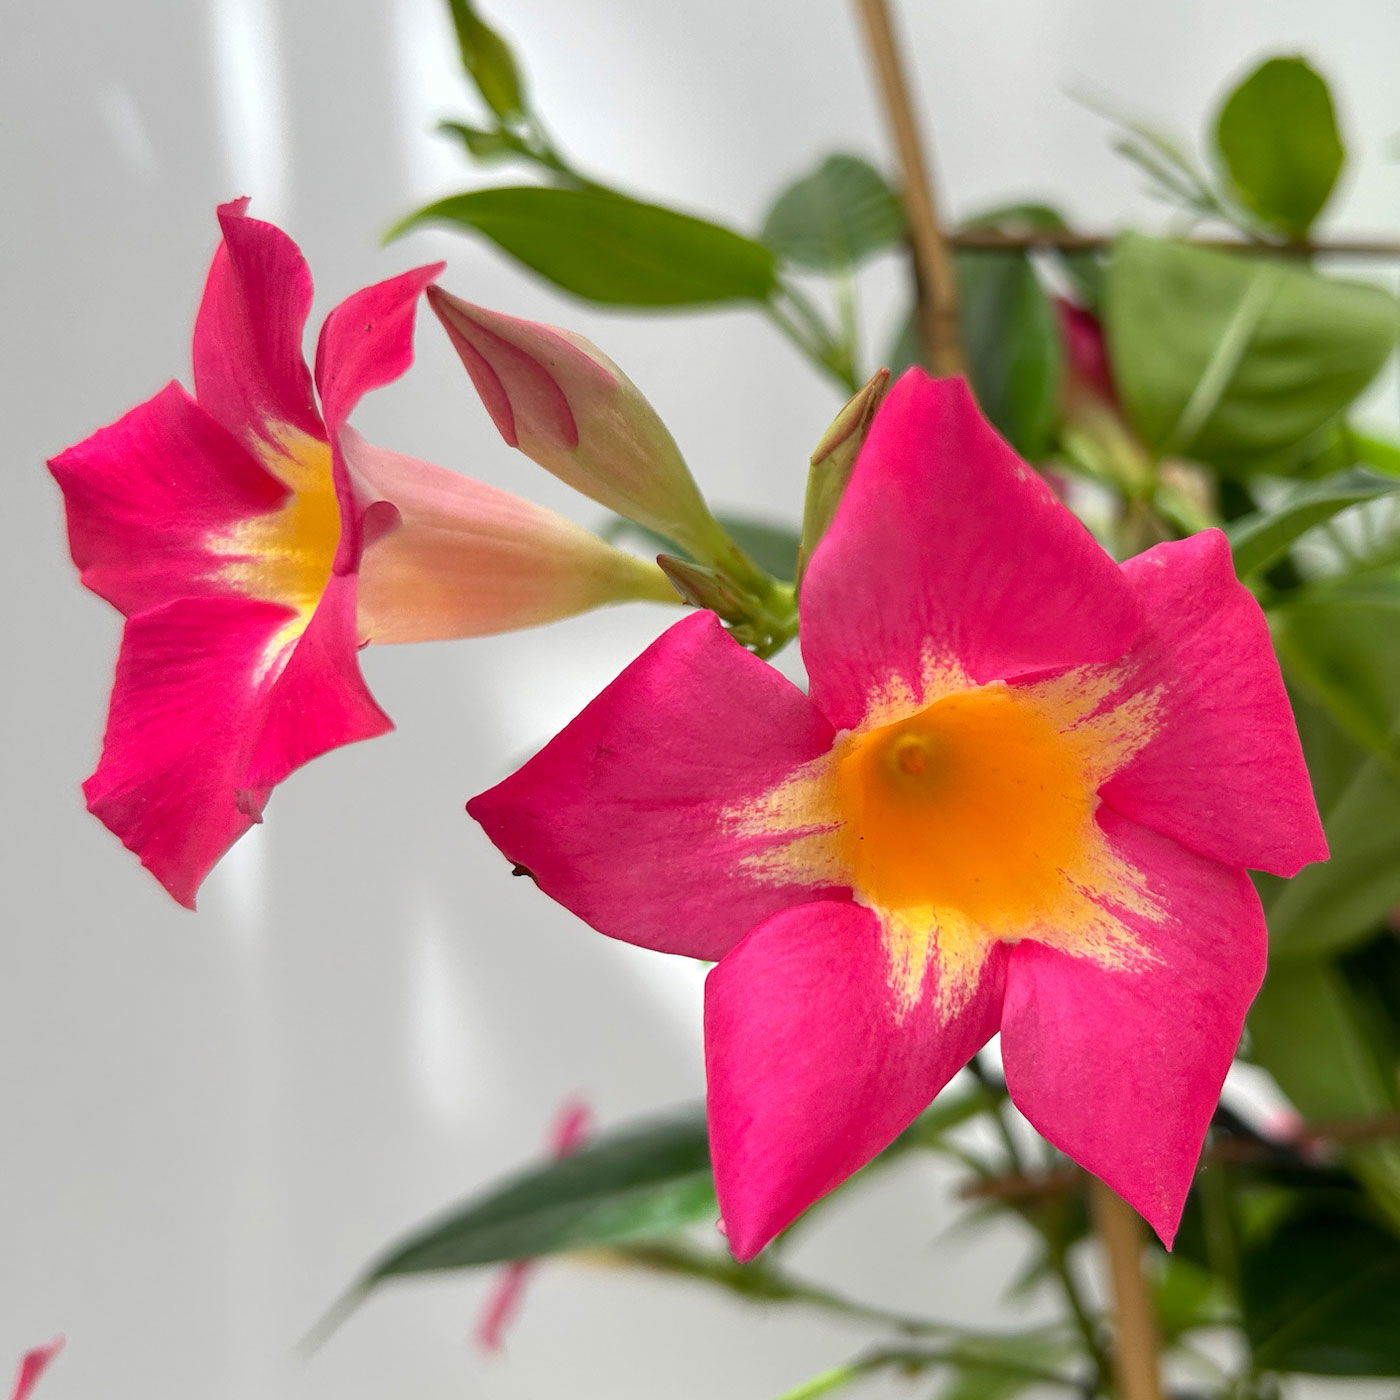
[835,684,1097,933]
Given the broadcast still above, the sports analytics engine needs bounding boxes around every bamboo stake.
[1090,1178,1164,1400]
[850,0,967,377]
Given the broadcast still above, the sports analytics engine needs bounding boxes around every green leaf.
[438,120,520,164]
[445,0,527,122]
[1105,235,1399,473]
[954,249,1063,460]
[1226,471,1400,578]
[760,154,904,272]
[364,1106,714,1280]
[1214,57,1345,240]
[962,201,1103,310]
[606,513,800,582]
[1248,961,1400,1230]
[392,187,779,307]
[1243,1204,1400,1374]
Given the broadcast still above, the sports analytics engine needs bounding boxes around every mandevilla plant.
[41,1,1400,1396]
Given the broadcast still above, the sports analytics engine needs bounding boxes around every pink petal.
[468,611,839,962]
[313,264,444,574]
[1098,530,1327,877]
[83,596,296,906]
[10,1340,62,1400]
[347,435,676,644]
[240,572,392,793]
[193,199,325,448]
[1000,807,1267,1247]
[799,372,1141,730]
[706,900,1007,1260]
[47,382,287,617]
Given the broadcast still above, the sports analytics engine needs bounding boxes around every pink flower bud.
[429,289,726,562]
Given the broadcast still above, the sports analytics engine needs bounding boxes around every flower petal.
[239,571,393,793]
[193,199,324,448]
[9,1340,62,1400]
[706,900,1006,1260]
[468,611,838,961]
[47,383,287,617]
[347,434,677,643]
[1000,807,1267,1247]
[1097,530,1327,877]
[82,595,300,908]
[800,372,1141,730]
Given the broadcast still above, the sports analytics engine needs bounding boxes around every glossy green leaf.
[1227,471,1399,578]
[364,1106,714,1280]
[962,201,1103,310]
[445,0,526,122]
[760,154,903,271]
[1104,235,1399,473]
[1243,1204,1400,1374]
[1248,961,1400,1230]
[392,187,779,307]
[1214,57,1344,240]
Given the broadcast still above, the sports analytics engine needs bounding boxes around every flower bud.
[797,369,889,585]
[429,287,727,563]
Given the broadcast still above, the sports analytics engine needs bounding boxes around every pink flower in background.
[49,203,671,908]
[1055,296,1119,410]
[470,371,1326,1259]
[9,1340,62,1400]
[476,1100,592,1352]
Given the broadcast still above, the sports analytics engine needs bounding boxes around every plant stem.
[1046,1230,1111,1395]
[948,230,1400,257]
[850,0,967,376]
[1090,1178,1164,1400]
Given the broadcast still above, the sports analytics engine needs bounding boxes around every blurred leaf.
[606,514,800,581]
[1227,471,1399,578]
[1154,1254,1233,1342]
[1249,961,1400,1230]
[1243,1204,1400,1374]
[445,0,526,122]
[1214,57,1344,240]
[362,1106,714,1281]
[935,1333,1078,1400]
[1349,430,1400,479]
[438,120,520,163]
[1267,748,1400,961]
[953,250,1063,459]
[963,201,1103,310]
[392,187,778,307]
[760,155,903,271]
[1105,235,1399,473]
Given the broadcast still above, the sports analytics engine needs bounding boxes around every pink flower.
[1055,296,1118,411]
[9,1340,62,1400]
[475,1099,592,1352]
[468,371,1326,1258]
[49,203,672,908]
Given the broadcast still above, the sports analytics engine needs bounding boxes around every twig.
[1090,1178,1163,1400]
[949,230,1400,258]
[850,0,967,377]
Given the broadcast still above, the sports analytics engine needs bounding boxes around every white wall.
[4,1,1399,1397]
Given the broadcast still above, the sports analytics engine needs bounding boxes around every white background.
[5,1,1400,1396]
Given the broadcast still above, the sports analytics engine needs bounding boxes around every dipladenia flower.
[9,1340,62,1400]
[476,1099,592,1352]
[469,371,1326,1258]
[49,202,673,908]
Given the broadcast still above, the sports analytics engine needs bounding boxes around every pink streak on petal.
[468,611,839,962]
[1099,530,1327,877]
[239,572,393,794]
[193,200,325,446]
[706,900,1007,1260]
[800,372,1142,730]
[82,595,300,909]
[1001,807,1268,1248]
[475,1098,593,1353]
[47,383,287,617]
[10,1339,62,1400]
[347,434,665,643]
